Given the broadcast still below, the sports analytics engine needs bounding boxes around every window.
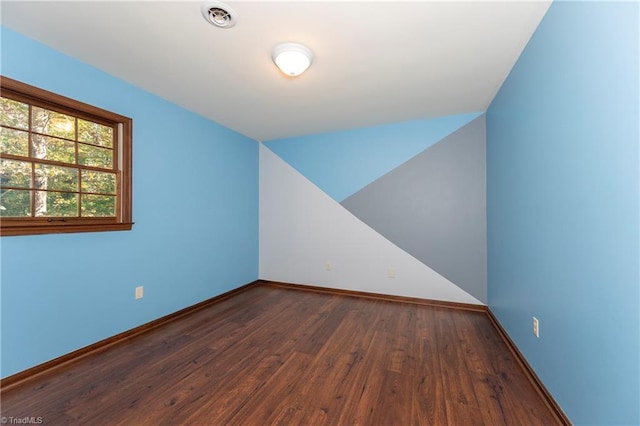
[0,76,132,236]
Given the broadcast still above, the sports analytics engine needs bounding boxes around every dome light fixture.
[272,42,313,77]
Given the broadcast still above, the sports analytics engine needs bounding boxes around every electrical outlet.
[135,286,144,300]
[532,317,539,338]
[388,267,396,278]
[324,262,331,271]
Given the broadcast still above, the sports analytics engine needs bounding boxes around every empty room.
[0,1,638,425]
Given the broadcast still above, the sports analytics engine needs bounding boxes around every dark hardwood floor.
[1,284,561,425]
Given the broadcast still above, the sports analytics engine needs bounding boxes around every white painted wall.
[259,144,482,305]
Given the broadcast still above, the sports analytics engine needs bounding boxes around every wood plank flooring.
[0,284,561,425]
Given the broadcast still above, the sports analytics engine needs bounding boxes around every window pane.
[31,134,76,164]
[1,127,29,156]
[81,194,115,217]
[78,119,113,148]
[34,191,78,217]
[0,189,31,217]
[79,143,113,169]
[1,159,32,188]
[0,97,29,130]
[34,164,78,191]
[81,170,116,195]
[31,106,75,140]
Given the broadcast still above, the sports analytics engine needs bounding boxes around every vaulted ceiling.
[1,1,551,141]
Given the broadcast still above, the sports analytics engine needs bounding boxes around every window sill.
[1,222,134,237]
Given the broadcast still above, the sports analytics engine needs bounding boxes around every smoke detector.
[201,1,237,29]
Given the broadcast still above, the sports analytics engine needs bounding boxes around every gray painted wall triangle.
[341,115,487,302]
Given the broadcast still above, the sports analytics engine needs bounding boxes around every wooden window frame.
[1,76,133,236]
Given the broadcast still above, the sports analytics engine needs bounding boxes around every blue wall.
[0,28,259,378]
[487,2,639,425]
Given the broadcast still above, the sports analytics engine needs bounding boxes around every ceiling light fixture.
[272,43,313,77]
[201,1,237,29]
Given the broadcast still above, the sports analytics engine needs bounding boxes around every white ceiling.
[1,1,551,141]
